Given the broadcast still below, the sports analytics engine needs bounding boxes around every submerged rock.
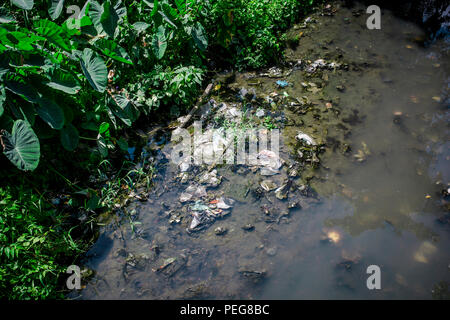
[214,226,228,235]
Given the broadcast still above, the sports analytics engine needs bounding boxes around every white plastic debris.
[198,169,222,187]
[296,131,317,146]
[216,197,235,210]
[257,150,283,176]
[255,109,265,118]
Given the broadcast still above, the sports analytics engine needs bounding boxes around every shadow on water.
[75,1,450,299]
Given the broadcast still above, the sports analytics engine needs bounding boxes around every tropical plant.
[0,0,208,171]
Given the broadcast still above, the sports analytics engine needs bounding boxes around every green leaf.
[158,9,177,29]
[8,99,35,126]
[113,0,127,20]
[45,69,81,94]
[48,0,65,20]
[117,137,128,151]
[162,3,178,22]
[36,97,65,130]
[132,22,150,33]
[0,85,5,117]
[108,94,138,127]
[11,0,34,10]
[86,193,100,210]
[4,74,40,103]
[191,22,207,51]
[151,25,167,60]
[86,1,103,32]
[80,48,108,92]
[34,19,71,51]
[98,122,109,135]
[0,8,16,23]
[87,0,121,37]
[3,31,37,51]
[1,120,40,171]
[100,1,119,38]
[174,0,186,14]
[143,0,158,17]
[94,38,132,65]
[97,135,108,157]
[60,123,79,151]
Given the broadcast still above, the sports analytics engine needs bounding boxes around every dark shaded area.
[345,0,449,42]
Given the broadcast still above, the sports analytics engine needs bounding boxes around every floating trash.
[198,169,222,188]
[296,131,317,146]
[276,80,289,88]
[257,150,283,176]
[260,179,277,191]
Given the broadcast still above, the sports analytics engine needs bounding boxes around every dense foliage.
[0,0,316,299]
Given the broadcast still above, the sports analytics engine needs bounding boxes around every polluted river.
[72,2,450,299]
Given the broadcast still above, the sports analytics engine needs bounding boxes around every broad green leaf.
[0,85,5,117]
[100,1,119,38]
[151,25,167,60]
[97,135,108,157]
[3,31,36,51]
[86,1,103,33]
[191,22,208,51]
[158,9,177,28]
[45,69,81,94]
[117,137,128,151]
[48,0,65,20]
[10,0,34,10]
[143,0,158,17]
[34,19,71,51]
[4,74,40,103]
[94,38,132,64]
[60,123,79,151]
[108,94,138,127]
[1,120,40,171]
[87,0,121,37]
[174,0,186,14]
[0,8,16,23]
[132,22,150,33]
[8,99,35,126]
[98,122,109,135]
[80,48,107,92]
[162,3,178,22]
[36,97,65,130]
[113,0,127,20]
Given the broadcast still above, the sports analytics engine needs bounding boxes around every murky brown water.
[74,2,450,299]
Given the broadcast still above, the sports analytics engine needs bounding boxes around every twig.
[177,82,214,129]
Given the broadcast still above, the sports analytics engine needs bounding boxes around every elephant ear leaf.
[1,119,40,171]
[36,97,65,130]
[0,85,5,117]
[100,1,119,38]
[11,0,34,10]
[151,25,167,60]
[191,22,207,51]
[94,39,132,65]
[48,0,65,20]
[60,123,79,151]
[45,69,81,94]
[80,48,108,92]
